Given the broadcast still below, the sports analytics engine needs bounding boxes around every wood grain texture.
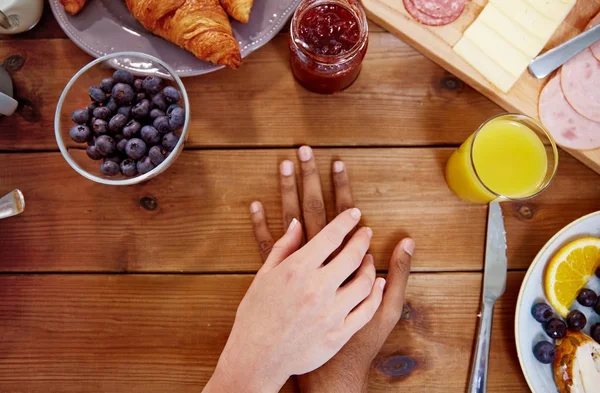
[362,0,600,175]
[0,148,598,273]
[0,272,529,392]
[0,34,501,150]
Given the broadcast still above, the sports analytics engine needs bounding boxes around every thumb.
[381,238,413,325]
[260,218,303,273]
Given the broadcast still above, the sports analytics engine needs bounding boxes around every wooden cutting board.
[362,0,600,174]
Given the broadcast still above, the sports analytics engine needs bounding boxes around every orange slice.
[544,238,600,317]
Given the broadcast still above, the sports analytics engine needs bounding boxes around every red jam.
[290,0,368,94]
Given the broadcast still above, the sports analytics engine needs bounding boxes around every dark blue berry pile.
[530,267,600,365]
[69,69,185,178]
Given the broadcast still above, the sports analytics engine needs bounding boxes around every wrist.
[204,347,287,393]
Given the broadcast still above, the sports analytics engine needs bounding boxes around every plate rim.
[514,210,600,393]
[48,0,301,77]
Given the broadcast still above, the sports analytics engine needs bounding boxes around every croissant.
[220,0,253,23]
[125,0,242,68]
[59,0,88,15]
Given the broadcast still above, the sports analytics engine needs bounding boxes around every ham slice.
[587,12,600,61]
[538,74,600,151]
[412,0,466,19]
[403,0,462,26]
[561,49,600,122]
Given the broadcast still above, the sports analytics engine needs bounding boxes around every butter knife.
[467,201,507,393]
[0,189,25,220]
[529,23,600,79]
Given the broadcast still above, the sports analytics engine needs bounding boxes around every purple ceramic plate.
[49,0,301,77]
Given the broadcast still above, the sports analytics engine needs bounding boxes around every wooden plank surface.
[0,148,598,273]
[0,35,502,150]
[0,271,529,392]
[362,0,600,175]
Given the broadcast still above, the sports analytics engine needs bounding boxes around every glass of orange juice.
[446,113,559,204]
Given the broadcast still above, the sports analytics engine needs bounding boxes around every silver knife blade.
[529,23,600,79]
[482,201,507,301]
[0,66,13,97]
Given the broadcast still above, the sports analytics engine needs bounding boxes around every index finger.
[297,208,362,267]
[382,238,413,323]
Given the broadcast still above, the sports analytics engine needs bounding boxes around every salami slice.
[403,0,461,26]
[586,12,600,61]
[539,74,600,151]
[413,0,466,19]
[561,49,600,122]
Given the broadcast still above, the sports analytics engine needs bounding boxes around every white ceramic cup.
[0,91,17,115]
[0,0,44,35]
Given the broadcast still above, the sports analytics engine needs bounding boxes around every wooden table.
[1,4,600,392]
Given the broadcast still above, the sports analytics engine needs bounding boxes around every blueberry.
[100,160,120,176]
[118,105,132,119]
[101,77,115,94]
[86,145,103,160]
[143,76,162,95]
[108,113,128,133]
[123,120,142,138]
[132,99,151,120]
[112,83,135,106]
[162,132,179,151]
[71,109,89,124]
[577,288,597,307]
[92,119,109,134]
[150,108,165,120]
[153,116,172,134]
[69,124,91,143]
[93,106,112,121]
[149,145,168,166]
[141,125,160,145]
[95,135,116,156]
[166,103,180,117]
[136,156,155,175]
[125,138,147,160]
[592,324,600,343]
[532,341,555,364]
[566,310,587,331]
[163,86,181,103]
[544,318,567,339]
[120,159,138,177]
[117,138,128,153]
[113,69,134,85]
[87,102,98,115]
[168,107,185,130]
[104,155,122,165]
[593,300,600,315]
[151,93,167,111]
[87,135,97,147]
[89,86,107,103]
[133,78,144,92]
[114,133,125,142]
[532,303,553,323]
[105,97,118,113]
[135,92,147,103]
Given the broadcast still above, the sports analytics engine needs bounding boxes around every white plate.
[49,0,301,77]
[515,211,600,393]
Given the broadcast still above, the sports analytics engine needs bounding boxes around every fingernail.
[280,160,294,176]
[402,238,415,256]
[378,278,386,290]
[333,161,344,173]
[298,146,313,162]
[250,201,261,214]
[287,218,298,233]
[350,208,361,220]
[365,227,373,238]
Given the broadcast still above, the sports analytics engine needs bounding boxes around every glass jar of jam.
[289,0,369,94]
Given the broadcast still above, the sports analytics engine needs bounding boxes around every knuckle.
[280,182,296,194]
[323,230,343,249]
[302,166,319,178]
[395,256,412,276]
[259,239,274,257]
[333,176,349,188]
[303,289,320,308]
[304,197,325,214]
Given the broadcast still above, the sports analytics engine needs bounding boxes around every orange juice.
[446,116,553,204]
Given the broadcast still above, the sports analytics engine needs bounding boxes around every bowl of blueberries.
[54,52,190,185]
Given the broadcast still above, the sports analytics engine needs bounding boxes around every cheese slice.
[489,0,558,41]
[525,0,576,23]
[453,37,518,93]
[463,21,531,78]
[477,3,546,58]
